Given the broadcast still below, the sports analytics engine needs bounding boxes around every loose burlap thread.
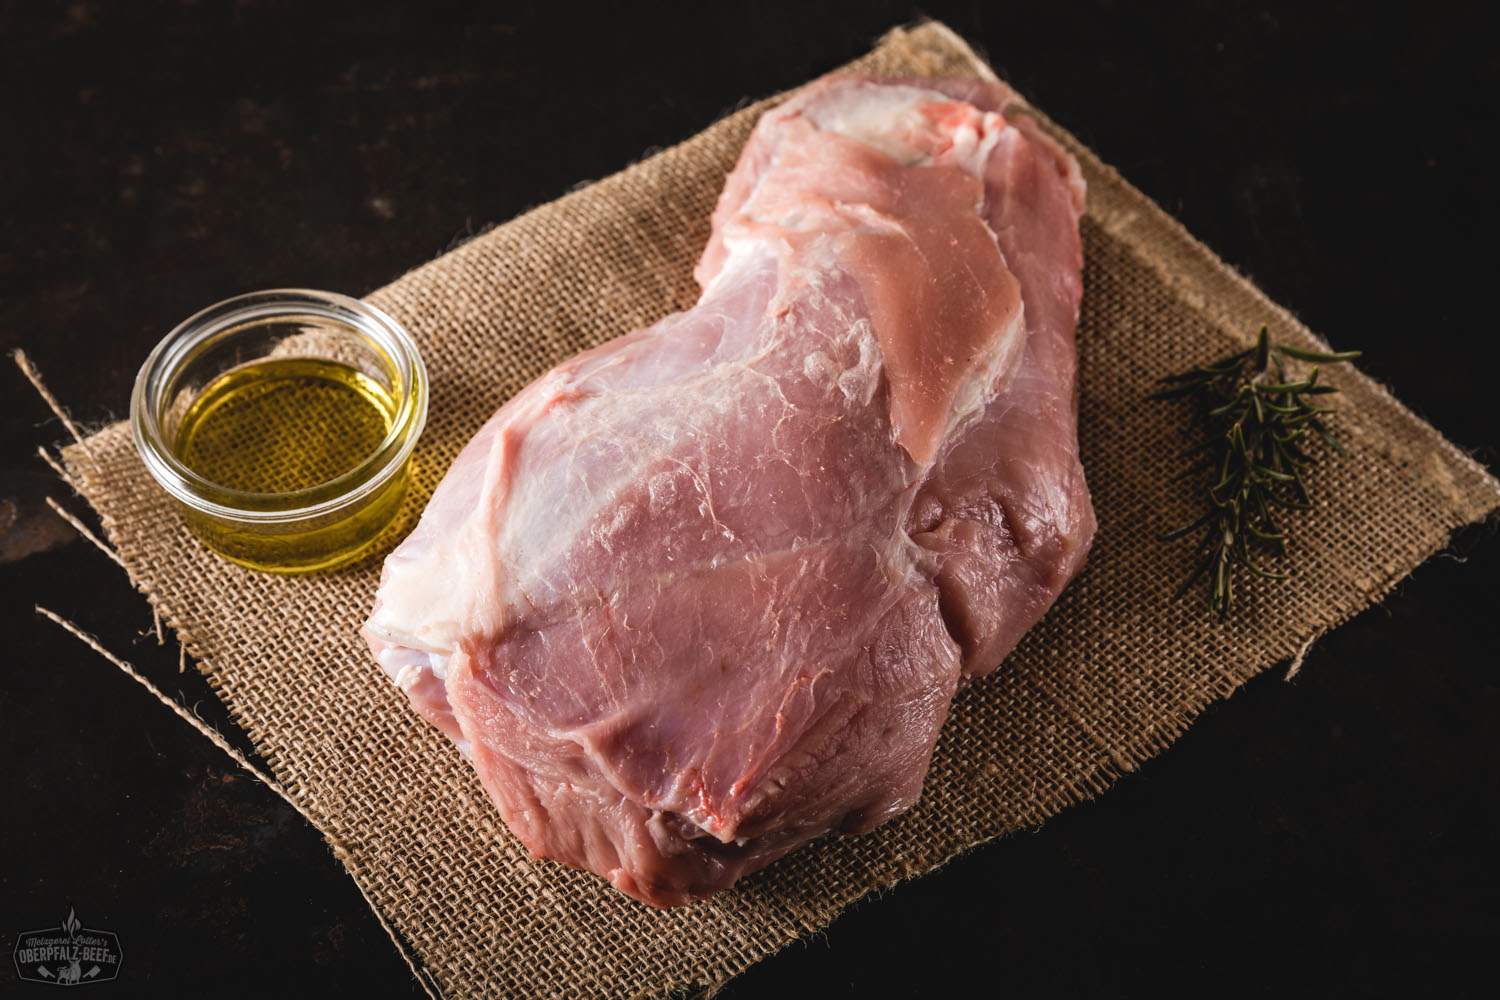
[38,22,1500,1000]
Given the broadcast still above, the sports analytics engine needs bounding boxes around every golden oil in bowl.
[132,290,427,574]
[175,358,394,493]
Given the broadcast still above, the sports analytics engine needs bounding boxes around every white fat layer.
[366,460,493,676]
[368,553,465,679]
[374,635,452,682]
[698,237,759,298]
[804,81,1007,180]
[394,661,424,690]
[806,83,950,164]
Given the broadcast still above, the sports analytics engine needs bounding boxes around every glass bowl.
[130,289,427,574]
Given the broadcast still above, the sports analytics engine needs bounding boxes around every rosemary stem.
[1150,325,1358,615]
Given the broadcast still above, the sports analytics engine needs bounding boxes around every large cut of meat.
[362,74,1094,907]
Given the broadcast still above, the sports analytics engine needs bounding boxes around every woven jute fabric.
[49,22,1500,999]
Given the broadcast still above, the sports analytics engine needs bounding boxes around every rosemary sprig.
[1148,325,1361,617]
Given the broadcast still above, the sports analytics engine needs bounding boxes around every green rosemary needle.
[1148,325,1361,617]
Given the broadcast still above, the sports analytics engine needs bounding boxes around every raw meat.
[362,74,1094,907]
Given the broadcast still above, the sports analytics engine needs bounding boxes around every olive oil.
[176,358,395,493]
[170,357,413,574]
[132,290,427,578]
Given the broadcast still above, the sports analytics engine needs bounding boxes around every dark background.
[3,2,1497,996]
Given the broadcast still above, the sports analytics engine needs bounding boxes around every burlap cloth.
[40,22,1500,1000]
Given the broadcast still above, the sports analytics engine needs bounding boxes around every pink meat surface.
[362,74,1094,907]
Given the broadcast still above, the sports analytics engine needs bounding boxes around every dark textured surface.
[1,2,1495,997]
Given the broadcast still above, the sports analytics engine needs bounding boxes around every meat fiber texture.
[362,74,1094,907]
